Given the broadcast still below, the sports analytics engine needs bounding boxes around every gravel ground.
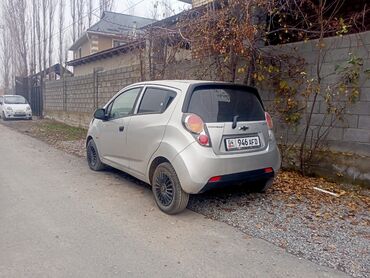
[189,185,369,277]
[2,119,369,277]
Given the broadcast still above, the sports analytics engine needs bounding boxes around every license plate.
[225,136,261,151]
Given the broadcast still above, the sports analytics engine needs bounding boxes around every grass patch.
[38,121,87,141]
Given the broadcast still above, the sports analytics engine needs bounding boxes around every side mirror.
[94,108,107,121]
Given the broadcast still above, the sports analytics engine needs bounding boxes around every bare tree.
[99,0,114,17]
[88,0,94,27]
[77,0,85,37]
[160,0,174,18]
[49,0,56,77]
[0,14,11,92]
[35,0,42,76]
[4,0,28,77]
[42,0,48,75]
[58,0,65,75]
[70,0,77,42]
[30,1,37,76]
[150,1,160,20]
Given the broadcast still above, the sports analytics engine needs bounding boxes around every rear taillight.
[184,114,204,134]
[208,176,222,183]
[264,167,274,173]
[183,114,210,147]
[265,112,273,129]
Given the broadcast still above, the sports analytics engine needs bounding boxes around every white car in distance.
[0,95,32,121]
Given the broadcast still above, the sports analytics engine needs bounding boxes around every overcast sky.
[97,0,190,19]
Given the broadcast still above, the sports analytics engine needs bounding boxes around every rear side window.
[187,87,265,123]
[138,87,176,114]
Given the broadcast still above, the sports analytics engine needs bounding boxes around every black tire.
[86,139,106,171]
[152,162,189,215]
[2,112,8,121]
[254,178,274,193]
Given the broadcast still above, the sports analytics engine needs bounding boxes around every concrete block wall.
[65,75,95,113]
[43,32,369,184]
[257,31,370,156]
[97,65,141,107]
[44,80,64,111]
[44,64,142,127]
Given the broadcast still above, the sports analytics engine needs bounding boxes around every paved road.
[0,124,348,278]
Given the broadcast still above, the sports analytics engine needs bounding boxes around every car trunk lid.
[186,84,269,155]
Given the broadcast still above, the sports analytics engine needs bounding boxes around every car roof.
[130,80,231,90]
[133,80,226,85]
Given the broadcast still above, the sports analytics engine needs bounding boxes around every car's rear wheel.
[87,139,106,171]
[152,162,189,214]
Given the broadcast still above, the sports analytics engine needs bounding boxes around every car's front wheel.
[87,139,106,171]
[2,112,8,121]
[152,162,189,214]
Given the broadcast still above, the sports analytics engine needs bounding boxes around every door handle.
[119,126,124,132]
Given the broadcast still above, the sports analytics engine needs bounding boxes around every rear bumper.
[199,168,275,193]
[172,142,281,194]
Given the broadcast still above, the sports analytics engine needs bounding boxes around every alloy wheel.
[154,171,174,207]
[87,144,97,167]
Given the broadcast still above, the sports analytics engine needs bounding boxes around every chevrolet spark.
[86,81,281,214]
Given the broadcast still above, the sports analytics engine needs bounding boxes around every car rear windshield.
[187,87,265,123]
[4,96,27,104]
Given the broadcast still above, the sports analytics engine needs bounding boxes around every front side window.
[109,88,141,120]
[4,96,28,104]
[138,88,176,114]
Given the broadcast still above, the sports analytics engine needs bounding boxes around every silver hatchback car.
[86,80,281,214]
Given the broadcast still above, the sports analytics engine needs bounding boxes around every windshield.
[187,87,265,123]
[4,96,28,104]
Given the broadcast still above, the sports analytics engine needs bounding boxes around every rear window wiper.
[232,115,239,129]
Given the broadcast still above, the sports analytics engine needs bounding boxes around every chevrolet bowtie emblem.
[239,126,249,131]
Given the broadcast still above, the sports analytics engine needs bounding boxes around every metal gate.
[31,86,43,116]
[15,76,43,117]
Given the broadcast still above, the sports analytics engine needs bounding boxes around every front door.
[97,87,142,169]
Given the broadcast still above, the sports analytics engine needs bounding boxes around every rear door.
[126,86,177,176]
[186,85,268,155]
